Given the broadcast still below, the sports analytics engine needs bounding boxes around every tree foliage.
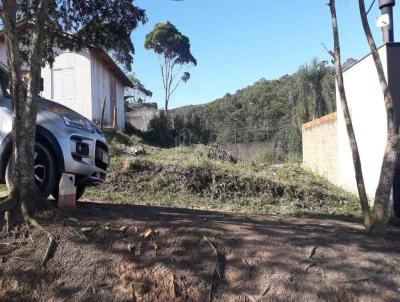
[173,58,336,162]
[125,73,153,104]
[15,0,147,70]
[145,21,196,65]
[291,58,335,129]
[145,110,211,147]
[145,21,196,110]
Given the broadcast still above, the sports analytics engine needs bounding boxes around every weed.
[87,140,361,220]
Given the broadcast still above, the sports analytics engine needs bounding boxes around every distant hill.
[171,59,336,162]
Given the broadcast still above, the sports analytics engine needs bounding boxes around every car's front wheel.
[5,142,57,198]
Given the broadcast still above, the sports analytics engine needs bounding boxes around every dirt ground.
[0,201,399,302]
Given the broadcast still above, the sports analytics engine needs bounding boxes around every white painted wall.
[0,43,126,129]
[336,46,388,197]
[90,56,125,129]
[41,50,92,119]
[116,80,125,129]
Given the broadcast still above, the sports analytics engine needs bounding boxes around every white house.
[0,37,132,130]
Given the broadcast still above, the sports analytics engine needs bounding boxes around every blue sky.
[131,0,397,109]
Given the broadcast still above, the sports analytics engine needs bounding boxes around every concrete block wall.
[125,103,159,132]
[302,112,338,184]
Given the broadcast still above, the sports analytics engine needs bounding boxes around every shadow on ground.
[1,201,399,301]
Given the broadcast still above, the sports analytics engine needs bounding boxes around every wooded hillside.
[172,58,336,162]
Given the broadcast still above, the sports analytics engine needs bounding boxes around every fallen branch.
[20,202,59,267]
[203,236,218,256]
[203,236,226,302]
[341,278,370,284]
[242,258,251,277]
[242,292,258,302]
[242,284,271,302]
[67,225,88,241]
[67,217,80,225]
[308,246,318,260]
[80,227,93,233]
[299,246,318,266]
[261,285,271,296]
[172,274,185,297]
[0,255,24,260]
[305,262,317,271]
[141,228,154,240]
[41,235,57,266]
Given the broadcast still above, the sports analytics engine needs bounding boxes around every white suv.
[0,65,109,199]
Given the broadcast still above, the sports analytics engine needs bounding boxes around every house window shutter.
[51,68,74,101]
[63,68,74,99]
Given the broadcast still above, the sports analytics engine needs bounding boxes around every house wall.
[90,56,125,129]
[0,45,93,120]
[116,80,125,129]
[125,104,159,131]
[41,50,92,119]
[0,43,126,129]
[336,45,389,197]
[302,113,338,184]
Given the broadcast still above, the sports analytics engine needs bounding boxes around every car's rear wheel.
[5,142,57,198]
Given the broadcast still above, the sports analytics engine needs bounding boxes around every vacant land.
[0,139,399,301]
[0,201,399,301]
[87,139,360,220]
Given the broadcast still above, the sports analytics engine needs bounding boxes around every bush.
[147,111,174,147]
[145,111,212,147]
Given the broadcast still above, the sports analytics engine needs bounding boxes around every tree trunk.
[24,0,49,209]
[0,0,49,214]
[328,0,372,228]
[358,0,400,235]
[1,0,28,211]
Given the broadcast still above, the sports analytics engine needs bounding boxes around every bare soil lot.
[0,201,399,302]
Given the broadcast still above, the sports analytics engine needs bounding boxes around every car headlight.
[62,113,94,133]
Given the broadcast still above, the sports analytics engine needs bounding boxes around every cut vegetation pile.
[88,138,360,218]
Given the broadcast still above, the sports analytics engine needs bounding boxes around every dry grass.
[87,140,361,220]
[0,184,7,197]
